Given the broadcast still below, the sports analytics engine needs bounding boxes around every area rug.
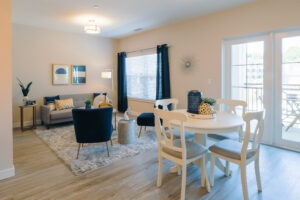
[34,124,157,175]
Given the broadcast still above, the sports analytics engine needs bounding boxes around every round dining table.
[172,109,244,174]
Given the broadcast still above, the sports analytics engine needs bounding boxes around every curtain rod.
[125,44,170,54]
[126,46,156,54]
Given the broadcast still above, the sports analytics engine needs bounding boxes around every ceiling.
[12,0,255,39]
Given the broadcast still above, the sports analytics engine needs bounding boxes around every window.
[126,53,157,100]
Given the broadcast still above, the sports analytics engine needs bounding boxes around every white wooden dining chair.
[209,98,247,142]
[155,98,194,140]
[209,110,265,200]
[155,98,178,111]
[154,108,210,200]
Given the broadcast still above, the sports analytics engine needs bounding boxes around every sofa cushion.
[93,94,106,107]
[55,98,74,110]
[50,108,73,120]
[44,95,59,105]
[60,93,93,108]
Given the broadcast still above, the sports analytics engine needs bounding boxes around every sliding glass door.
[224,30,300,151]
[223,35,272,144]
[274,31,300,150]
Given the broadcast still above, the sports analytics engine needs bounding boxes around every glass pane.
[231,41,264,111]
[281,36,300,142]
[126,54,157,100]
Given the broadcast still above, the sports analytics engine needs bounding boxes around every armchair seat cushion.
[137,112,155,126]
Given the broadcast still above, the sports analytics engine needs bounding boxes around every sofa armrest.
[40,105,52,125]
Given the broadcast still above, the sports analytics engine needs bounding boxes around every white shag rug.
[35,124,157,175]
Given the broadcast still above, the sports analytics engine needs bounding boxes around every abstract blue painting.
[72,65,86,84]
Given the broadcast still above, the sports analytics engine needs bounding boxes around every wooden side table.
[19,104,37,131]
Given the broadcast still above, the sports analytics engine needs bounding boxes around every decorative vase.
[187,90,202,114]
[23,96,29,105]
[85,104,91,109]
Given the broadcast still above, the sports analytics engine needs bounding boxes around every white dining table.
[172,109,244,174]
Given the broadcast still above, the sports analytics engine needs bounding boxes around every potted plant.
[17,78,32,105]
[84,99,92,109]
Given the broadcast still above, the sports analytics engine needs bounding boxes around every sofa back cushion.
[60,93,94,108]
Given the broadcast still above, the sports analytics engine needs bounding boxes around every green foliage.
[17,77,32,96]
[202,97,216,106]
[84,99,92,105]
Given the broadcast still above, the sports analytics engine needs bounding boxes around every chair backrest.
[241,110,265,159]
[155,98,178,111]
[72,107,113,143]
[154,108,187,159]
[216,98,247,117]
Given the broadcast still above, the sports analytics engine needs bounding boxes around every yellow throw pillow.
[99,101,113,108]
[55,98,74,110]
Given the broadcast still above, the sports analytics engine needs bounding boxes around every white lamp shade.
[101,71,112,79]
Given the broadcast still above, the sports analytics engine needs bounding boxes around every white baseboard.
[0,166,15,180]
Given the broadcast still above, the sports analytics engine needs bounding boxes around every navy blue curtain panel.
[156,44,171,100]
[117,52,128,112]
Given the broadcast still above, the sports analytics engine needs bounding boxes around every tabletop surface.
[173,109,244,130]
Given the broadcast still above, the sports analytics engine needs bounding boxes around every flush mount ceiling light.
[84,19,101,34]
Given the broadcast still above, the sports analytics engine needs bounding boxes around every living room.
[1,0,300,199]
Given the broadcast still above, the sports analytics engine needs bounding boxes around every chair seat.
[137,112,155,126]
[209,139,255,160]
[208,132,240,141]
[165,129,195,140]
[163,139,207,159]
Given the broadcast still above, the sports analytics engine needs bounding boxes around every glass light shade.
[84,20,101,34]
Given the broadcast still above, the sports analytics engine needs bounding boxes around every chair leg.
[110,139,113,146]
[157,154,163,187]
[255,156,262,192]
[76,143,81,159]
[225,161,230,176]
[241,165,249,200]
[106,142,110,157]
[201,156,210,192]
[180,165,187,200]
[138,126,143,138]
[210,154,215,187]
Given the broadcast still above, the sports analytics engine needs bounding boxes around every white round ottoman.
[118,119,136,144]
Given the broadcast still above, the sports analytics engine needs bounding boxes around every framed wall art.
[72,65,86,84]
[52,64,70,85]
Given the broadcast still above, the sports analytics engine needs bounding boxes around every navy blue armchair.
[72,107,113,159]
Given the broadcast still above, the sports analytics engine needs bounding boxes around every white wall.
[12,24,118,126]
[0,0,14,180]
[118,0,300,112]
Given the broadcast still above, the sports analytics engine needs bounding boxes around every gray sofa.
[40,93,105,128]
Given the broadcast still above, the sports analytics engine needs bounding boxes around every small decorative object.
[198,97,216,115]
[17,78,32,105]
[84,99,92,109]
[52,64,70,85]
[72,65,86,84]
[187,90,202,114]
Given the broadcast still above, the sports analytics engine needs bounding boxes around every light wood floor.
[1,127,300,200]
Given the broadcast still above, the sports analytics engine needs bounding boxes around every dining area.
[144,94,265,200]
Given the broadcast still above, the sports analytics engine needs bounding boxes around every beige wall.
[12,24,118,126]
[118,0,300,112]
[0,0,14,180]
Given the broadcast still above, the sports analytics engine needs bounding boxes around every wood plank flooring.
[1,127,300,200]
